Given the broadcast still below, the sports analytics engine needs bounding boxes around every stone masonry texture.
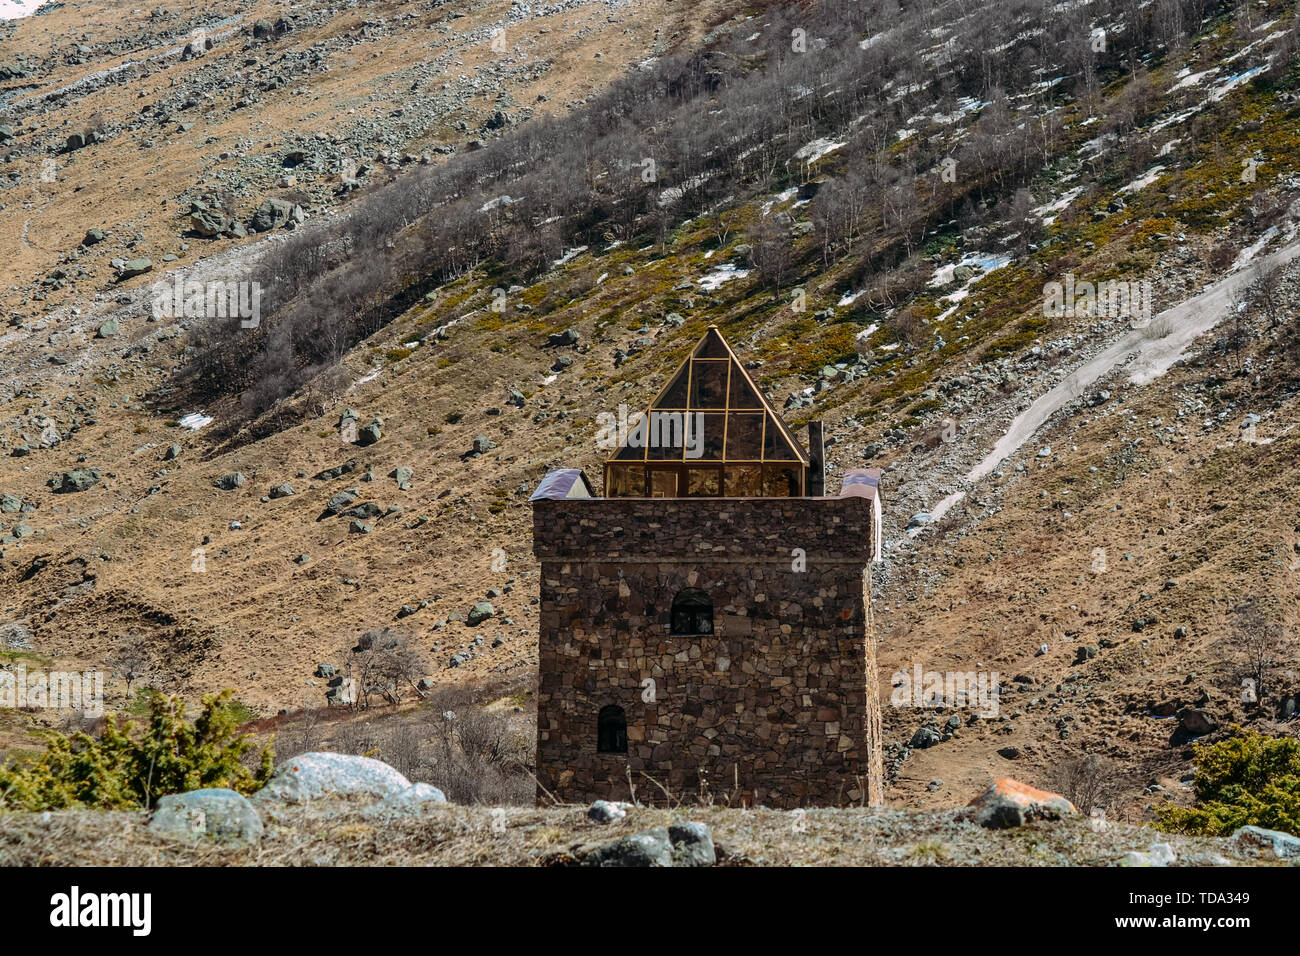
[533,496,883,809]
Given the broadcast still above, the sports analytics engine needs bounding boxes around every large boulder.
[189,204,229,237]
[968,778,1076,829]
[118,258,153,279]
[251,752,411,805]
[52,469,100,494]
[250,198,294,232]
[148,788,263,845]
[323,489,358,516]
[584,827,674,867]
[667,822,716,867]
[547,327,579,347]
[1231,825,1300,861]
[367,782,448,816]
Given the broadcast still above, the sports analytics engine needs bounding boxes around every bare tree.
[107,635,149,698]
[339,627,428,709]
[749,219,795,299]
[1230,602,1290,703]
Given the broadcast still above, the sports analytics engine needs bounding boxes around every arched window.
[670,587,713,636]
[597,705,628,754]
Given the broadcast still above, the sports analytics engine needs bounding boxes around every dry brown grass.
[0,801,1276,867]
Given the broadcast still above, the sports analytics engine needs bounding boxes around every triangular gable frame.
[604,327,810,497]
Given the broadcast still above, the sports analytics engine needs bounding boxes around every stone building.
[531,327,884,808]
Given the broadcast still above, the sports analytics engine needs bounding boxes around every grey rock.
[668,821,716,866]
[251,752,410,804]
[324,489,358,515]
[910,726,941,748]
[250,198,294,232]
[585,827,673,867]
[371,782,447,813]
[118,258,152,279]
[587,799,628,824]
[52,469,100,493]
[214,472,245,490]
[148,788,262,845]
[1231,825,1300,861]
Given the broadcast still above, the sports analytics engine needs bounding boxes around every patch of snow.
[1169,69,1216,92]
[552,245,588,267]
[1119,165,1165,194]
[928,252,1012,287]
[1205,66,1266,102]
[1034,185,1085,225]
[1233,226,1279,269]
[1151,106,1198,132]
[793,138,846,165]
[178,412,213,430]
[761,187,799,216]
[0,0,52,19]
[697,263,750,291]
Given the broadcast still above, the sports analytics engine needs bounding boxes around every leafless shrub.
[106,635,149,698]
[338,628,428,709]
[1051,753,1121,814]
[1229,601,1291,703]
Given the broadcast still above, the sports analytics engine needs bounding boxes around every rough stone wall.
[533,497,881,809]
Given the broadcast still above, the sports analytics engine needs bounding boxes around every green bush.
[1155,730,1300,837]
[0,690,274,811]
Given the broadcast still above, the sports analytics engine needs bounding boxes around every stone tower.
[531,327,883,808]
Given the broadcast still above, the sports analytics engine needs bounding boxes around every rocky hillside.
[1,0,1299,827]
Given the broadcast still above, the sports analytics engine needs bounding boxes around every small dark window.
[597,705,628,754]
[671,587,713,636]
